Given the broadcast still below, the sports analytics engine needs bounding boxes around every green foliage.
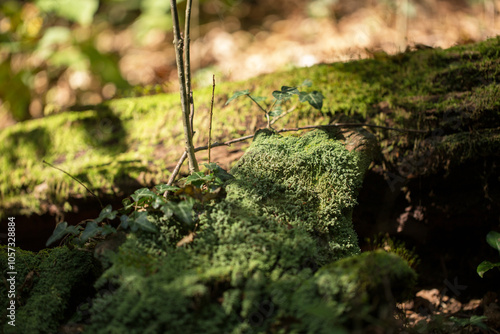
[225,80,324,128]
[0,246,99,333]
[477,230,500,278]
[45,162,230,247]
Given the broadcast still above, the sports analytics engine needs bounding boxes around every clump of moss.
[289,250,417,333]
[0,246,100,334]
[85,129,414,333]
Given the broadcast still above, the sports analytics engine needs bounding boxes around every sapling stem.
[208,75,215,164]
[170,0,199,174]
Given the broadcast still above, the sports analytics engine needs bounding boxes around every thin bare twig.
[43,160,103,208]
[165,123,428,186]
[278,123,428,134]
[270,105,297,126]
[208,75,215,164]
[166,151,188,188]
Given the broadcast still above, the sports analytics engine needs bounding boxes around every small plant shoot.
[225,80,324,128]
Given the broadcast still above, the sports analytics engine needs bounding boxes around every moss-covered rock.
[0,246,100,333]
[83,128,414,333]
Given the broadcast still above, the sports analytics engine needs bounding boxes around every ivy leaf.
[120,214,130,229]
[203,163,234,183]
[46,222,69,246]
[225,90,250,105]
[269,106,283,117]
[131,188,156,203]
[272,86,299,101]
[184,171,211,187]
[80,221,100,242]
[299,91,324,110]
[203,162,219,172]
[95,204,117,223]
[65,225,82,235]
[151,195,166,209]
[165,200,195,225]
[101,225,117,236]
[174,200,195,225]
[486,231,500,252]
[155,184,180,193]
[122,198,134,212]
[131,211,158,233]
[477,260,500,278]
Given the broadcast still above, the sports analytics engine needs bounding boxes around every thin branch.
[208,75,215,164]
[270,105,297,126]
[165,123,428,186]
[185,0,194,138]
[43,160,103,208]
[166,151,188,187]
[278,123,428,134]
[247,94,268,114]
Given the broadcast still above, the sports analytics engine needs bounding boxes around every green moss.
[2,37,499,218]
[288,250,416,333]
[84,129,413,333]
[0,246,100,333]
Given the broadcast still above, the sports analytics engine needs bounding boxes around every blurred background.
[1,0,499,129]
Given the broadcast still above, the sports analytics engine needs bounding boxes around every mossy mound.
[83,129,414,333]
[0,246,100,333]
[1,37,499,221]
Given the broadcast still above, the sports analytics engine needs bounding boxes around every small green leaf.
[203,162,219,172]
[486,231,500,251]
[269,106,283,117]
[101,225,117,236]
[120,214,130,229]
[151,195,165,209]
[131,188,156,203]
[477,260,500,278]
[165,200,195,225]
[122,198,133,210]
[299,91,324,110]
[281,86,299,95]
[46,222,69,247]
[132,211,158,233]
[80,221,100,242]
[155,184,180,193]
[184,171,211,187]
[160,205,174,218]
[225,90,250,105]
[272,86,298,101]
[95,204,117,223]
